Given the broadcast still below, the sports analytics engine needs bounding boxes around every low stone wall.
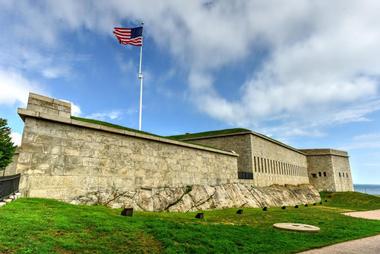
[71,183,321,212]
[16,93,239,201]
[3,150,19,176]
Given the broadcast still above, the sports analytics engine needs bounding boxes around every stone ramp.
[298,234,380,254]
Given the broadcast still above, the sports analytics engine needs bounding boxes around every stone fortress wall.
[177,133,309,187]
[15,93,238,202]
[10,93,353,209]
[4,148,19,176]
[250,135,309,187]
[301,149,354,192]
[174,132,353,192]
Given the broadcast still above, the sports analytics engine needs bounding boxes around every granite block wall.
[3,149,19,176]
[15,93,239,202]
[184,134,253,173]
[301,149,353,192]
[180,133,310,187]
[250,135,309,187]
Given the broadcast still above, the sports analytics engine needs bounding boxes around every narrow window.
[318,172,322,177]
[339,172,341,177]
[346,173,349,178]
[264,158,267,173]
[311,173,317,178]
[269,159,272,174]
[276,161,279,174]
[256,157,259,172]
[268,159,271,174]
[323,172,327,177]
[262,158,265,173]
[267,159,270,174]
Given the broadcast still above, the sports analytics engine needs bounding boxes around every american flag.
[113,26,143,46]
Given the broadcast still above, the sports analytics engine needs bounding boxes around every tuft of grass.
[320,191,380,211]
[1,195,380,253]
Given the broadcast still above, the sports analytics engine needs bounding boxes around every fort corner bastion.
[10,93,353,211]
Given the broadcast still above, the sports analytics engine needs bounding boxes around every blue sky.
[0,1,379,184]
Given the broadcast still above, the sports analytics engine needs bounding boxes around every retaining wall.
[16,93,239,202]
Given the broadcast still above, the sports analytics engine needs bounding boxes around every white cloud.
[341,133,380,150]
[2,1,380,137]
[10,132,22,146]
[60,99,82,116]
[86,110,123,121]
[0,69,45,106]
[70,102,82,116]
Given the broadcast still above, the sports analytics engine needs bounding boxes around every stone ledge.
[29,92,71,108]
[181,131,306,155]
[17,108,238,157]
[301,149,349,158]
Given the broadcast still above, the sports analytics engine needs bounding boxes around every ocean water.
[354,184,380,195]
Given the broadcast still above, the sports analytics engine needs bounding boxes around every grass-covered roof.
[167,128,251,140]
[71,116,162,138]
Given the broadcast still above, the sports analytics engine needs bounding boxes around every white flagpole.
[138,23,144,131]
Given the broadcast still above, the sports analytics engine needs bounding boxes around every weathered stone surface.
[12,92,352,209]
[17,113,239,197]
[3,149,19,176]
[70,183,320,212]
[182,134,310,187]
[301,149,353,192]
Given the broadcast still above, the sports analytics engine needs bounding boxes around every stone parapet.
[300,149,349,158]
[26,93,71,118]
[17,108,238,157]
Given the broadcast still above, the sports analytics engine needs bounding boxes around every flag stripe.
[113,31,131,36]
[113,33,132,38]
[114,27,132,32]
[113,26,143,46]
[119,38,142,43]
[116,36,142,41]
[119,39,143,44]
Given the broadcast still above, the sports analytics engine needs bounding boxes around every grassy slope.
[71,116,162,138]
[71,116,230,152]
[321,191,380,211]
[167,128,250,140]
[1,193,380,254]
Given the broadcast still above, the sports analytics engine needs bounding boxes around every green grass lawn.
[320,191,380,211]
[0,193,380,254]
